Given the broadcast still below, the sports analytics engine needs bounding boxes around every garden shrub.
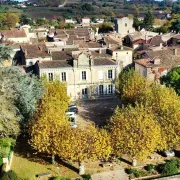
[138,170,148,177]
[0,170,18,180]
[82,174,92,180]
[0,156,3,166]
[125,168,136,174]
[145,164,156,172]
[125,168,147,178]
[158,159,180,176]
[1,163,7,173]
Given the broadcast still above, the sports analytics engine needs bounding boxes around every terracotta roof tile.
[137,47,180,69]
[94,58,116,66]
[51,51,72,61]
[21,43,51,59]
[39,60,73,68]
[1,29,27,38]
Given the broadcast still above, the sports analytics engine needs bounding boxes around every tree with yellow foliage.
[29,80,70,163]
[116,69,148,104]
[141,84,180,150]
[55,125,112,175]
[109,104,161,165]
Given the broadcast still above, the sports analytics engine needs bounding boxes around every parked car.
[66,111,76,118]
[69,104,77,108]
[68,107,78,114]
[69,116,77,128]
[162,150,175,157]
[66,112,77,128]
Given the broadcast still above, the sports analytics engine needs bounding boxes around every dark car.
[68,107,78,114]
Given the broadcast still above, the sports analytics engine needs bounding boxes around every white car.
[66,112,77,128]
[68,104,77,108]
[163,150,175,157]
[66,111,76,118]
[69,117,77,128]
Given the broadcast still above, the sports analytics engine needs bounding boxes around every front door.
[82,88,88,99]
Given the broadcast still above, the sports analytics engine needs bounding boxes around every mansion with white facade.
[39,52,119,100]
[14,34,133,100]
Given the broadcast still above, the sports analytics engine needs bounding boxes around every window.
[125,23,127,27]
[48,73,53,81]
[82,71,86,80]
[108,70,113,79]
[99,85,103,95]
[61,72,66,81]
[108,84,113,94]
[82,88,87,95]
[98,71,103,80]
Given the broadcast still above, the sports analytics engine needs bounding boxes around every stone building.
[114,17,135,36]
[39,50,120,100]
[14,41,133,100]
[0,29,30,43]
[134,47,180,81]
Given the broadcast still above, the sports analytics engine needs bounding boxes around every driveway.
[77,97,121,127]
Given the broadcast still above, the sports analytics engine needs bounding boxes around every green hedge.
[125,168,148,178]
[0,170,18,180]
[157,159,180,176]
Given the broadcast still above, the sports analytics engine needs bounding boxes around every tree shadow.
[14,136,79,174]
[56,159,79,174]
[119,157,132,166]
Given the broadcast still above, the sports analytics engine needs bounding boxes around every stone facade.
[39,51,120,101]
[114,17,135,36]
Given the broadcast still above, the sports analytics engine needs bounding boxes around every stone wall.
[154,174,180,180]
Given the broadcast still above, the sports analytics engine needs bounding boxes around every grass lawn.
[11,154,80,180]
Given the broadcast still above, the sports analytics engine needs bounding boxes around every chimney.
[173,48,177,56]
[99,49,102,54]
[160,43,163,48]
[90,58,94,66]
[73,59,78,67]
[120,46,123,50]
[154,58,161,65]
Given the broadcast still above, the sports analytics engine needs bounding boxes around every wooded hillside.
[30,0,65,7]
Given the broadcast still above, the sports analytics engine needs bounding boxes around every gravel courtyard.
[76,97,121,127]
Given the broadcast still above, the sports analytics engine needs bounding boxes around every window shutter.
[97,85,99,95]
[98,71,103,80]
[113,84,115,94]
[80,71,82,81]
[66,72,68,81]
[112,70,115,79]
[86,71,88,80]
[107,85,109,95]
[60,72,62,81]
[103,85,107,95]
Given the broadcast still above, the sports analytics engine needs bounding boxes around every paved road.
[91,170,129,180]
